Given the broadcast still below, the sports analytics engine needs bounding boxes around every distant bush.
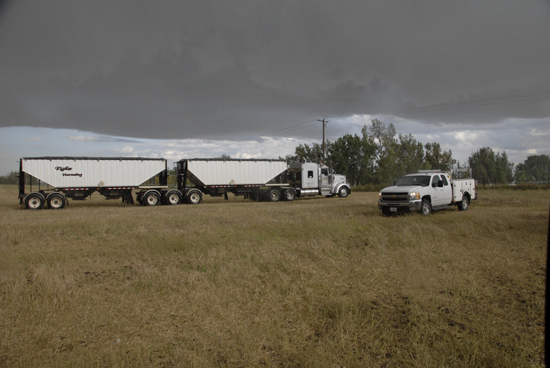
[0,171,18,185]
[477,183,549,191]
[351,183,385,192]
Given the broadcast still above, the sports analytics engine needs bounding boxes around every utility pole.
[317,118,329,163]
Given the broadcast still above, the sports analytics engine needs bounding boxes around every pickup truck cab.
[378,170,476,216]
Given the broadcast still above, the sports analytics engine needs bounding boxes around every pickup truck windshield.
[396,175,430,187]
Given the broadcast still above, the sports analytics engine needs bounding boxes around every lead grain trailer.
[18,157,173,209]
[176,158,351,204]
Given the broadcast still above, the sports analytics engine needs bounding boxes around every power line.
[396,89,550,115]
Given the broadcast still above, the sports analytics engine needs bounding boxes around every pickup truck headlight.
[410,192,420,200]
[378,192,382,200]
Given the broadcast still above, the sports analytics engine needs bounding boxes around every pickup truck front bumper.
[378,199,422,213]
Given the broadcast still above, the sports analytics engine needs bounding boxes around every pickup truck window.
[440,175,449,186]
[396,175,430,186]
[432,175,440,187]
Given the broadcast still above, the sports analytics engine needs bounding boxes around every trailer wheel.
[338,187,349,198]
[164,190,182,205]
[267,189,280,202]
[143,191,160,206]
[282,189,295,201]
[458,195,469,211]
[47,193,66,210]
[186,190,202,205]
[25,193,45,210]
[421,199,432,216]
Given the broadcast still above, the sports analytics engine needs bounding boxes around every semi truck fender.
[333,184,351,197]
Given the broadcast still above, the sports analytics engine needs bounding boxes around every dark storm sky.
[1,0,549,140]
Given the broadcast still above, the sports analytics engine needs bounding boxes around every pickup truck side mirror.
[438,181,444,188]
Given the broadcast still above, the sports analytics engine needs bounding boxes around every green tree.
[495,151,514,184]
[514,154,550,182]
[287,142,325,164]
[369,119,399,185]
[328,134,363,186]
[468,147,496,186]
[396,134,424,176]
[424,142,455,171]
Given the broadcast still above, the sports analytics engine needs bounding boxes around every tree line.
[1,119,548,187]
[284,119,549,187]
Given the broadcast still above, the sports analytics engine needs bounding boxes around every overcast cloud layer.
[1,0,549,141]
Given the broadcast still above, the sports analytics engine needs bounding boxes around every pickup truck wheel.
[458,196,469,211]
[338,187,349,198]
[421,199,432,216]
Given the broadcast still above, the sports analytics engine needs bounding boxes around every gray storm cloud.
[0,0,549,140]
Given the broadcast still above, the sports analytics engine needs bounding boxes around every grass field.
[0,185,548,367]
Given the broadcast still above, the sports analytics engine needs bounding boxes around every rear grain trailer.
[18,157,173,209]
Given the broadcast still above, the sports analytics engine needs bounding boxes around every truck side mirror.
[438,181,444,188]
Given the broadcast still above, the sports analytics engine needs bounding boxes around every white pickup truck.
[378,170,476,216]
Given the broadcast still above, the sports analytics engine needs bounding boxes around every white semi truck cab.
[378,170,476,216]
[287,162,350,198]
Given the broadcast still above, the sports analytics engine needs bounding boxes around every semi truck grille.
[380,192,409,203]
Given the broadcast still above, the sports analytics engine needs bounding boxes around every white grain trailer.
[18,157,171,209]
[176,158,351,204]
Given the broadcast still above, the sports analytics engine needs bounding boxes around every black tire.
[47,193,66,210]
[421,199,432,216]
[25,193,45,210]
[267,189,280,202]
[282,189,295,201]
[164,190,182,205]
[458,195,469,211]
[186,190,202,205]
[142,191,160,206]
[338,187,349,198]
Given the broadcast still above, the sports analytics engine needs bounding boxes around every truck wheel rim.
[168,193,179,204]
[189,193,199,203]
[50,198,62,208]
[422,202,430,214]
[28,198,41,209]
[147,195,158,205]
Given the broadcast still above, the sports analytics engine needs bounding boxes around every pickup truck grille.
[380,192,409,203]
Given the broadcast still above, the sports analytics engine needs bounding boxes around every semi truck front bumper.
[378,200,422,213]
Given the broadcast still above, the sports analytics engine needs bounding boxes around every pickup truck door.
[432,175,452,207]
[439,175,453,205]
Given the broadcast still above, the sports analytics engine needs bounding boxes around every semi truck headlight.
[410,192,420,200]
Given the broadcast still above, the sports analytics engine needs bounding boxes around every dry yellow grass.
[0,185,548,367]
